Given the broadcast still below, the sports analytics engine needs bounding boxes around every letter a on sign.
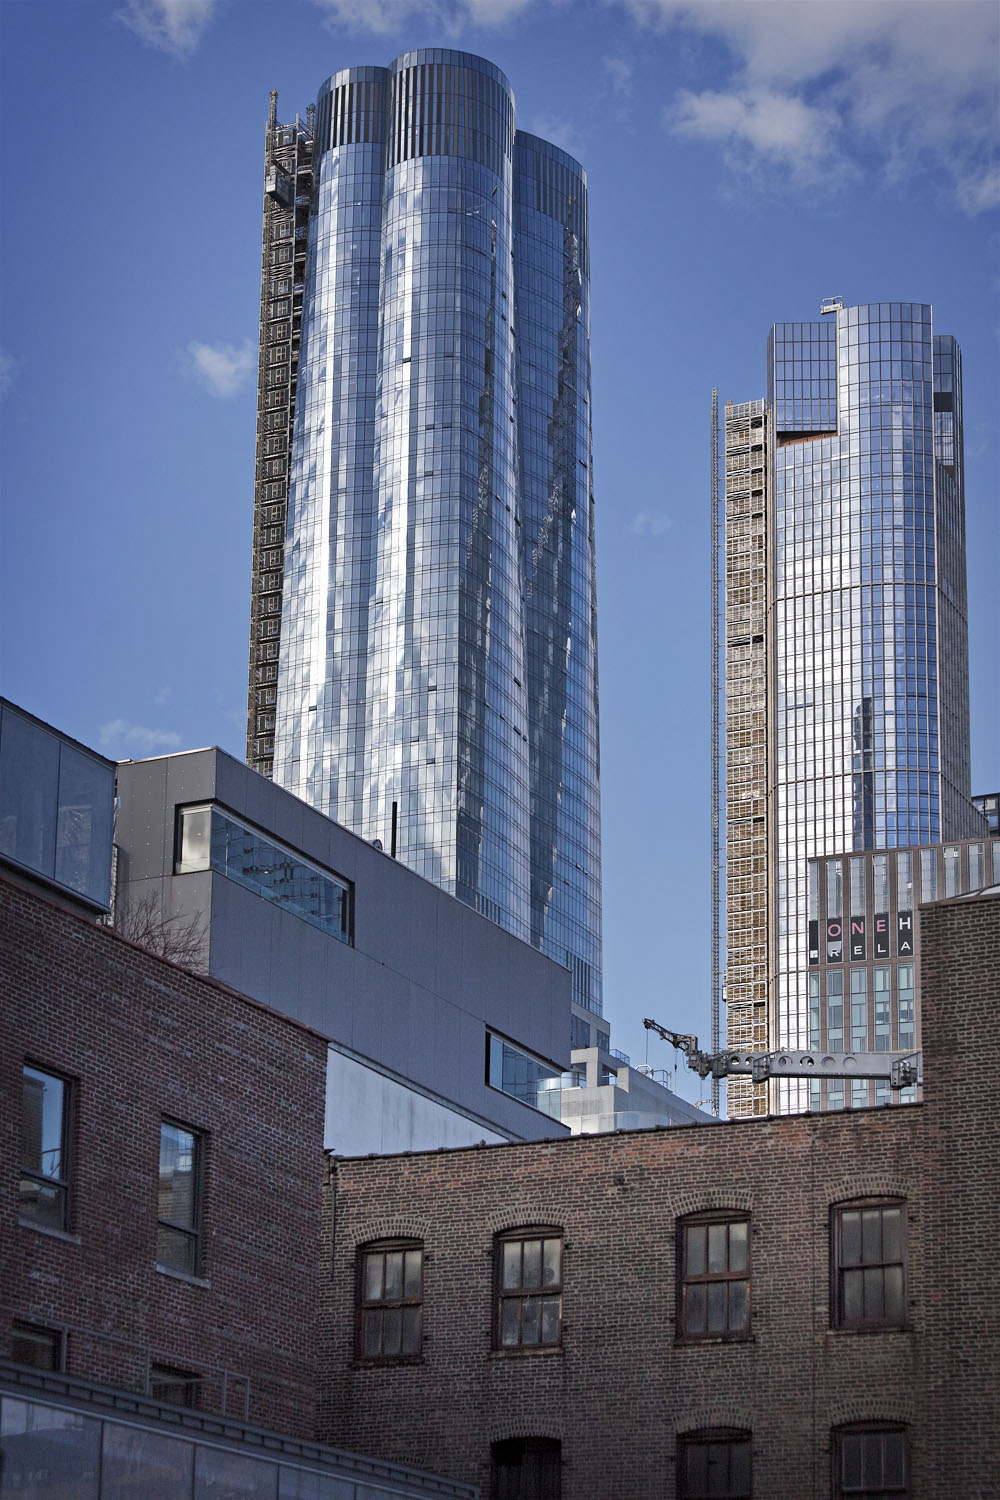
[897,911,914,957]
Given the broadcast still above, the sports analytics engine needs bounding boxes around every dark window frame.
[149,1362,201,1409]
[156,1118,204,1278]
[833,1422,909,1497]
[490,1436,562,1500]
[831,1198,907,1331]
[20,1062,73,1233]
[356,1238,424,1363]
[11,1320,65,1372]
[495,1226,564,1352]
[677,1428,752,1500]
[677,1212,751,1342]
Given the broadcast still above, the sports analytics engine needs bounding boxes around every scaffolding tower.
[246,93,315,779]
[722,399,770,1117]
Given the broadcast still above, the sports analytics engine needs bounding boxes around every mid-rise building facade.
[321,890,1000,1499]
[805,832,1000,1110]
[246,52,602,1024]
[720,302,982,1115]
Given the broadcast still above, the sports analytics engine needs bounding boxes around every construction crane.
[642,1017,922,1090]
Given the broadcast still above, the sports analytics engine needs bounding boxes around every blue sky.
[1,0,997,1095]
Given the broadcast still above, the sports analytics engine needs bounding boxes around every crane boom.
[642,1017,922,1089]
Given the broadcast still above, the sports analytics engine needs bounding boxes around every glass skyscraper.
[247,52,602,1013]
[720,301,982,1117]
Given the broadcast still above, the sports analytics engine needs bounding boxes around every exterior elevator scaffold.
[710,389,722,1118]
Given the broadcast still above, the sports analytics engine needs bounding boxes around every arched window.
[677,1429,751,1499]
[495,1227,563,1350]
[831,1199,906,1329]
[677,1212,750,1340]
[491,1437,561,1500]
[356,1238,423,1361]
[833,1423,908,1497]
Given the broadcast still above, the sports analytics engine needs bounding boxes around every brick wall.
[323,892,999,1498]
[1,873,328,1438]
[918,892,1000,1499]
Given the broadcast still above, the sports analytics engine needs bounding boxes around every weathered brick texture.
[1,873,328,1438]
[323,892,1000,1499]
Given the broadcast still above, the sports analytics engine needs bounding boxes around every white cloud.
[0,349,15,400]
[114,0,219,59]
[604,56,634,97]
[623,0,999,210]
[98,719,183,755]
[185,339,255,397]
[674,85,838,174]
[310,0,536,35]
[956,165,1000,216]
[629,510,672,537]
[524,111,585,156]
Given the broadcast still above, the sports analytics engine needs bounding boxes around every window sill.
[675,1334,755,1348]
[489,1344,564,1360]
[353,1356,425,1369]
[826,1324,910,1337]
[155,1263,210,1289]
[18,1218,81,1246]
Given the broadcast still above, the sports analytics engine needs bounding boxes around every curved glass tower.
[255,53,601,1010]
[720,300,980,1117]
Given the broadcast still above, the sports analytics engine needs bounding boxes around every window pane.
[403,1249,422,1297]
[364,1253,383,1301]
[706,1282,726,1333]
[685,1284,706,1334]
[883,1432,906,1484]
[194,1447,278,1500]
[401,1306,421,1354]
[861,1208,882,1264]
[383,1250,403,1300]
[843,1269,863,1323]
[522,1238,542,1289]
[156,1225,197,1277]
[881,1207,902,1263]
[707,1222,727,1273]
[159,1123,196,1229]
[521,1297,540,1344]
[686,1224,707,1276]
[841,1210,861,1265]
[177,806,212,872]
[542,1237,561,1286]
[863,1266,883,1320]
[0,1399,100,1499]
[883,1265,904,1323]
[842,1434,862,1487]
[684,1445,708,1492]
[18,1177,65,1233]
[502,1240,521,1289]
[728,1280,748,1332]
[11,1324,61,1371]
[102,1422,194,1499]
[362,1310,380,1357]
[540,1297,560,1344]
[22,1068,65,1178]
[728,1220,748,1272]
[729,1440,751,1493]
[382,1307,402,1356]
[501,1297,520,1346]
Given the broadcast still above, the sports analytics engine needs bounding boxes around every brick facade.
[1,872,328,1439]
[323,892,1000,1498]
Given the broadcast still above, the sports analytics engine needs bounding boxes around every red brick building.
[1,869,329,1438]
[322,891,1000,1499]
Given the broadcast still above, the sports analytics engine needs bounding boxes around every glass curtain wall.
[273,52,601,1003]
[768,303,977,1082]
